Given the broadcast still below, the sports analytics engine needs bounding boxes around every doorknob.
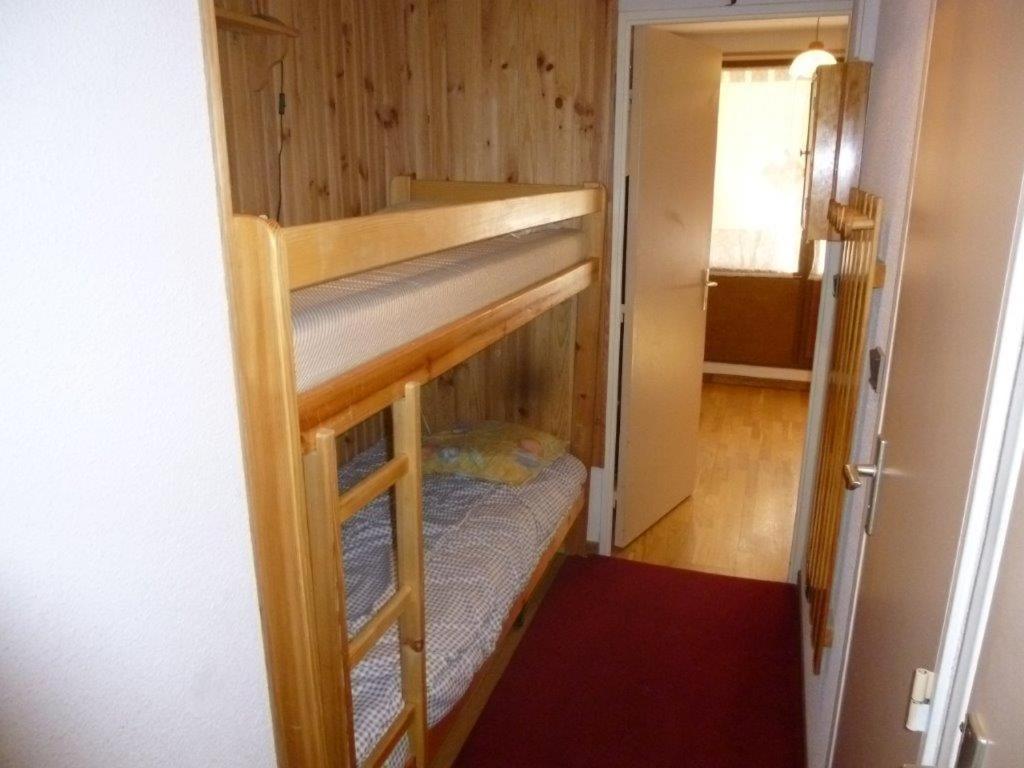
[702,268,719,312]
[843,437,888,535]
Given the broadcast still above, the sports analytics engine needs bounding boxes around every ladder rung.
[361,703,415,768]
[349,584,413,665]
[338,454,409,524]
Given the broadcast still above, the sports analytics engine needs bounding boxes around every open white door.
[615,29,721,548]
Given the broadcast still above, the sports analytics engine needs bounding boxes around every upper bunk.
[230,177,605,446]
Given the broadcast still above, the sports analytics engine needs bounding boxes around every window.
[710,66,812,274]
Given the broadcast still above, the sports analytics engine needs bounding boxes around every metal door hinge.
[869,347,883,391]
[906,668,936,732]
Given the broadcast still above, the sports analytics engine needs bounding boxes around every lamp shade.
[789,42,837,79]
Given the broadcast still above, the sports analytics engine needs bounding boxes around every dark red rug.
[454,556,805,768]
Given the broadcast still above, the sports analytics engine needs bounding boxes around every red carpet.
[454,556,805,768]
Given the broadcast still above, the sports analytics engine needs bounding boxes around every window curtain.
[710,67,812,274]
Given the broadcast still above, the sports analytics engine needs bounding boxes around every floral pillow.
[421,421,568,485]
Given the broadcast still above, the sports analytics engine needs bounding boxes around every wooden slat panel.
[805,189,884,673]
[283,186,601,288]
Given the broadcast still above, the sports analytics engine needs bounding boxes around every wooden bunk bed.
[229,177,605,768]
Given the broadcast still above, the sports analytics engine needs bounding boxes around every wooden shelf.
[215,7,299,37]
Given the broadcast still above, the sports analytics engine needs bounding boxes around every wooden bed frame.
[229,177,605,768]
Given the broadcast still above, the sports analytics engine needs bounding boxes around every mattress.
[290,228,586,392]
[338,442,587,764]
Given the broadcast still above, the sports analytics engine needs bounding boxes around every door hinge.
[619,304,627,325]
[869,347,884,391]
[906,668,937,732]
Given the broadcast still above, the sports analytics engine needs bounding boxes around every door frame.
[595,0,859,559]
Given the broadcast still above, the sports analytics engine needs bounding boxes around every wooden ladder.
[303,381,428,768]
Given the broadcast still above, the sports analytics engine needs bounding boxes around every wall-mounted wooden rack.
[215,7,299,37]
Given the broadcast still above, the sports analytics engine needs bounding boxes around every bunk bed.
[229,177,605,768]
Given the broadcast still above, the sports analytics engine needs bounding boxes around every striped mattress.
[338,442,587,764]
[290,228,586,392]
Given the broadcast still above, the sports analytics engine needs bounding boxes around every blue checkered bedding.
[337,442,587,764]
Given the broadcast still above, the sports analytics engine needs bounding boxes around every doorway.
[607,14,851,584]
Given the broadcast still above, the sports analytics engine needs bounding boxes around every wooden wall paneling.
[217,0,616,461]
[397,0,616,453]
[703,274,820,370]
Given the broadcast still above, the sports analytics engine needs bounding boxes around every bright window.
[710,66,812,274]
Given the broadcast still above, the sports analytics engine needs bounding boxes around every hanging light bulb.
[790,18,838,79]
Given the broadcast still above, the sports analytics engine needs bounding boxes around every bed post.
[391,382,429,765]
[568,183,608,554]
[228,215,331,767]
[389,175,413,205]
[304,429,358,767]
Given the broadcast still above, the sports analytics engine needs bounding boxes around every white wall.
[800,0,935,765]
[0,3,276,767]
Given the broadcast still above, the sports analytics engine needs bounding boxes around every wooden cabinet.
[803,61,872,241]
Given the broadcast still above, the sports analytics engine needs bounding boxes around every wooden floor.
[615,382,809,582]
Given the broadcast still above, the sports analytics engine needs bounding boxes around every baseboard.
[703,362,811,390]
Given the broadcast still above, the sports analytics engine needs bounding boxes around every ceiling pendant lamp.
[789,18,838,79]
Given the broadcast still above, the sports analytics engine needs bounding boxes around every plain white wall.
[0,3,276,766]
[800,0,935,765]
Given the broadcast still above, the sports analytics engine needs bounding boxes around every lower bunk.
[338,437,587,766]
